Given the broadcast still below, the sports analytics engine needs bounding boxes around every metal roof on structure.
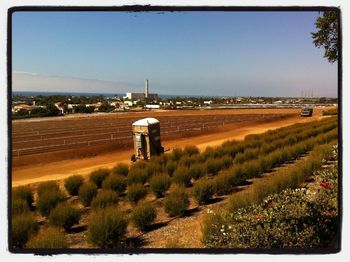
[132,117,159,126]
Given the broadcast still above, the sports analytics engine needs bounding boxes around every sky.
[11,11,338,97]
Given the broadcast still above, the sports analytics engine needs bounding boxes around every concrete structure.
[145,80,149,98]
[125,92,145,100]
[131,118,164,161]
[125,80,158,101]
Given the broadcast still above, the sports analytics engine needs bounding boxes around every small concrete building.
[131,118,164,161]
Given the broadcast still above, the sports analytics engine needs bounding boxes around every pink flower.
[320,180,331,189]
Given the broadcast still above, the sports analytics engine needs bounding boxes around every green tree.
[311,11,339,63]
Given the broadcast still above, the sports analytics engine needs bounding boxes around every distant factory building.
[125,92,145,100]
[125,80,158,101]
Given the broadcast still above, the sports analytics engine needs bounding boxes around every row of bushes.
[133,118,337,189]
[213,127,338,196]
[227,142,337,212]
[190,126,337,204]
[87,184,190,248]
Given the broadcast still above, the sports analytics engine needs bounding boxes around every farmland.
[11,115,339,249]
[12,109,296,162]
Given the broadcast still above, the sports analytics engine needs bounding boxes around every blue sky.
[12,11,337,97]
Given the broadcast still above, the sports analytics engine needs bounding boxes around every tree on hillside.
[311,11,339,63]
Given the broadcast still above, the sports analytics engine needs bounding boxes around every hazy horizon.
[12,11,338,97]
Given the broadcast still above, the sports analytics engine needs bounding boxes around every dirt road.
[12,112,322,187]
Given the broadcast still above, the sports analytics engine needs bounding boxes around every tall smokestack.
[145,80,149,98]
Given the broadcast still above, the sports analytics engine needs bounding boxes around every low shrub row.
[213,127,338,196]
[136,117,337,189]
[227,142,336,212]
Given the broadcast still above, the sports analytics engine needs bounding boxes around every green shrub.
[164,185,189,217]
[221,156,233,169]
[127,183,147,204]
[183,145,200,156]
[166,160,177,176]
[102,175,126,194]
[127,168,148,185]
[12,186,34,209]
[37,190,66,217]
[89,169,110,188]
[131,202,157,231]
[178,155,197,168]
[12,214,38,248]
[151,154,168,168]
[150,174,171,198]
[202,146,216,161]
[172,166,192,187]
[214,174,231,196]
[111,163,129,177]
[12,197,30,215]
[37,181,60,197]
[87,207,127,248]
[64,175,84,196]
[78,182,98,207]
[188,163,206,180]
[27,227,67,248]
[233,148,260,164]
[205,158,224,176]
[146,162,163,177]
[240,160,261,180]
[132,160,147,170]
[48,203,80,231]
[193,179,215,204]
[91,190,119,210]
[171,148,183,161]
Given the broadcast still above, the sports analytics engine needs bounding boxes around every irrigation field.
[12,110,294,158]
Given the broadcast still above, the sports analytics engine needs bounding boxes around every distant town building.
[125,92,145,100]
[124,101,133,106]
[145,104,160,109]
[12,104,34,113]
[124,80,158,101]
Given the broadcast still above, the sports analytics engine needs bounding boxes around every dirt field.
[12,108,327,187]
[12,108,296,164]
